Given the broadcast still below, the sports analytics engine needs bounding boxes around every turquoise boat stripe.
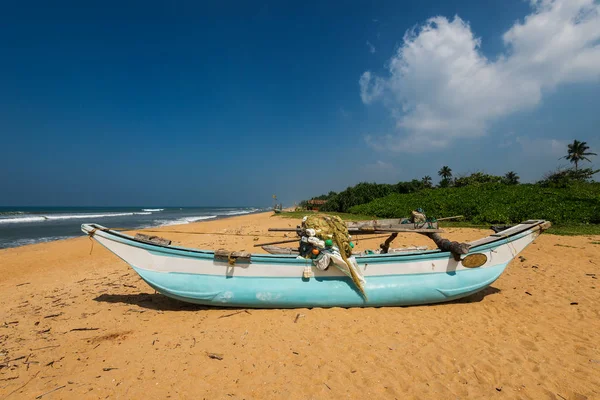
[132,263,508,308]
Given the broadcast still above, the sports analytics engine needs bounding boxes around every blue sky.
[1,0,599,207]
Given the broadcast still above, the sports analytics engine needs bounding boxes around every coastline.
[0,207,266,250]
[1,211,599,399]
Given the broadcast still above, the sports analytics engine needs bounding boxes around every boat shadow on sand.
[93,286,501,311]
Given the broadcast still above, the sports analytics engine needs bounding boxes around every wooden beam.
[424,233,469,255]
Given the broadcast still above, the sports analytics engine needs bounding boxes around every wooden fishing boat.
[81,220,550,308]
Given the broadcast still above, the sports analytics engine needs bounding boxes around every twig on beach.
[294,313,305,323]
[324,383,331,390]
[68,328,99,332]
[43,313,63,319]
[556,394,567,400]
[1,371,39,400]
[15,283,30,287]
[25,361,39,371]
[102,367,118,371]
[35,385,66,399]
[125,309,145,314]
[0,355,26,366]
[206,352,223,360]
[31,345,60,351]
[45,357,64,368]
[218,311,246,319]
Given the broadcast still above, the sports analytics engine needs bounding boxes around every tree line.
[301,140,598,213]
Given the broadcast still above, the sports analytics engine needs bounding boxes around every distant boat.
[82,220,550,308]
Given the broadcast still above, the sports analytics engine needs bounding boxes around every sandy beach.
[1,211,599,399]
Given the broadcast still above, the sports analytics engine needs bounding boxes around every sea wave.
[3,235,76,248]
[220,208,258,216]
[156,215,217,227]
[142,208,164,212]
[0,211,25,216]
[0,212,151,224]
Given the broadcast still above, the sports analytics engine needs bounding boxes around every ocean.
[0,206,264,249]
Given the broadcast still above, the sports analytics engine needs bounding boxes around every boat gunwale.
[81,221,545,265]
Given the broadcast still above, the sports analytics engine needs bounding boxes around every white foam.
[220,208,258,216]
[0,211,25,216]
[186,215,217,222]
[156,215,217,227]
[142,208,164,212]
[4,235,75,248]
[0,216,47,224]
[0,211,151,224]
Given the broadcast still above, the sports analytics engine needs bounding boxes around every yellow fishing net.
[303,214,367,298]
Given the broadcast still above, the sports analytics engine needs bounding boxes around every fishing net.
[301,214,367,298]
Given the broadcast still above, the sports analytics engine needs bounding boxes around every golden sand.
[1,212,599,399]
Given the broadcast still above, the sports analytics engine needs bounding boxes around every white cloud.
[362,0,600,151]
[359,71,385,104]
[366,40,376,54]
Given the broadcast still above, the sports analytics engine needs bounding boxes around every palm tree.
[562,140,596,171]
[503,171,520,185]
[421,175,433,188]
[438,166,452,180]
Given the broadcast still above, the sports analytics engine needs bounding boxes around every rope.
[88,228,97,255]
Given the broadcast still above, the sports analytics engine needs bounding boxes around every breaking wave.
[4,235,75,247]
[156,215,217,227]
[0,212,151,224]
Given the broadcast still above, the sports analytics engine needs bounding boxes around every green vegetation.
[275,211,375,221]
[545,225,600,236]
[309,181,424,213]
[503,171,520,185]
[349,182,600,225]
[296,140,598,235]
[562,140,597,171]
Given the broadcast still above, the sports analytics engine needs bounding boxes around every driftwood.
[424,233,470,256]
[379,233,398,254]
[134,233,171,246]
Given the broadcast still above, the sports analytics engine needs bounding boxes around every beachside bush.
[349,182,600,225]
[319,181,423,213]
